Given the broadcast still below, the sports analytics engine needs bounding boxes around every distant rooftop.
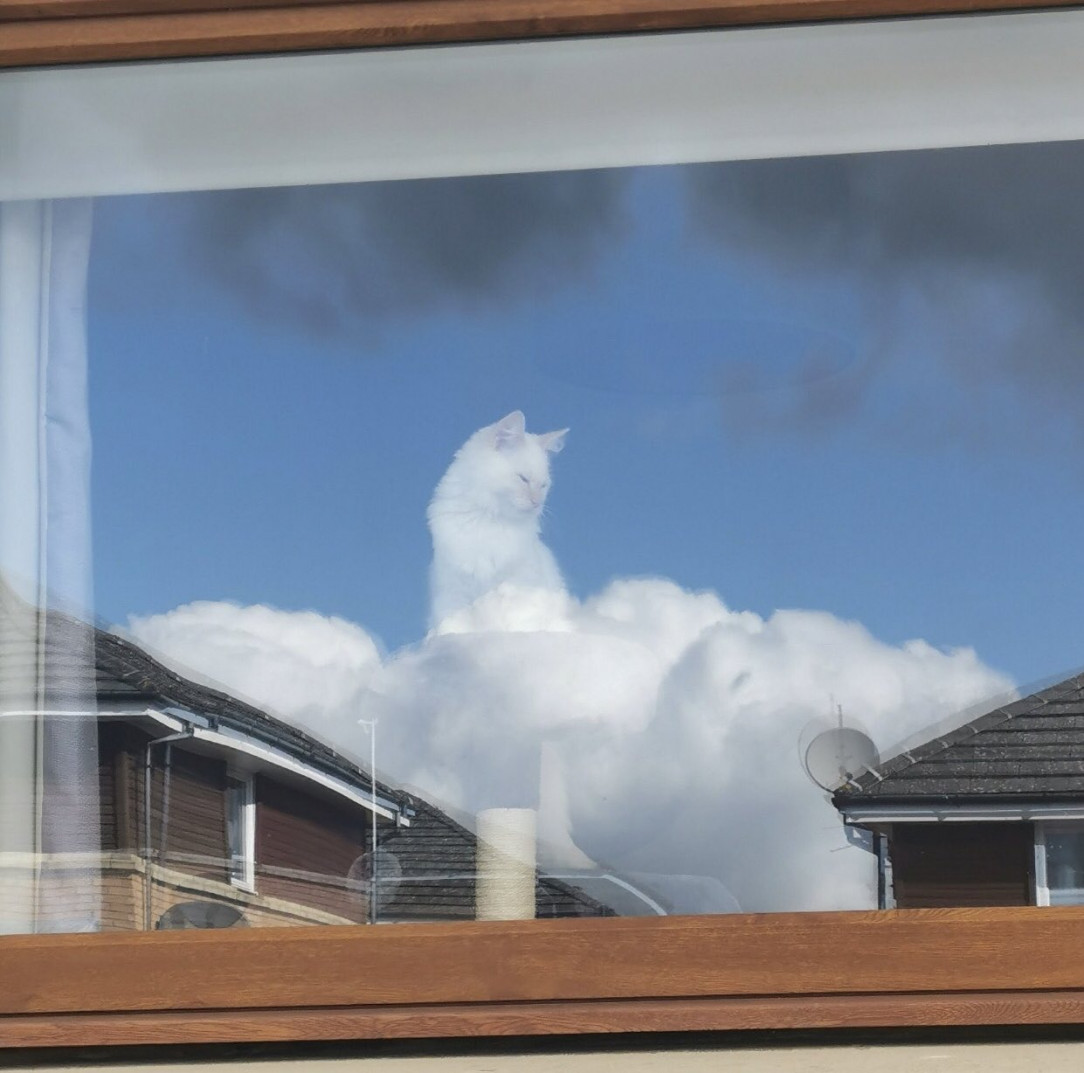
[0,578,618,919]
[834,672,1084,808]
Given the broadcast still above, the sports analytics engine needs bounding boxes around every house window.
[5,7,1084,931]
[226,773,256,892]
[1036,824,1084,906]
[3,0,1084,955]
[6,0,1084,1050]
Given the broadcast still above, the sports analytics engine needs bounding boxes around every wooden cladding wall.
[110,732,232,882]
[3,0,1084,68]
[97,721,136,852]
[890,822,1033,909]
[158,747,229,879]
[256,777,368,921]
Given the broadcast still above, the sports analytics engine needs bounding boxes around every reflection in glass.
[1045,827,1084,906]
[7,138,1084,930]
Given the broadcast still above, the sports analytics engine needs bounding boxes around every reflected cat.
[427,410,568,629]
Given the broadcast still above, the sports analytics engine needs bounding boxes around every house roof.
[377,795,617,920]
[0,578,389,802]
[833,672,1084,811]
[1,579,617,919]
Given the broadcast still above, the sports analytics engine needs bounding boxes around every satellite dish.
[798,717,834,766]
[155,900,248,929]
[803,726,879,791]
[347,848,403,904]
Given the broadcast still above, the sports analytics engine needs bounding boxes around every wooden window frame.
[4,0,1084,1051]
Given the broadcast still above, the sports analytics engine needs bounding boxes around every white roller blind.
[3,10,1084,200]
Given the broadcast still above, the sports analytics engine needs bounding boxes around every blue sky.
[85,150,1084,689]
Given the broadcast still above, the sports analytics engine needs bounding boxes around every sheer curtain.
[0,198,98,933]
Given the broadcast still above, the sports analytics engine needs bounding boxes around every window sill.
[4,908,1084,1048]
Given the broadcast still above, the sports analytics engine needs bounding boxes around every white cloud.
[126,579,1013,915]
[127,600,383,739]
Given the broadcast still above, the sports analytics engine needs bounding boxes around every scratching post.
[475,807,537,921]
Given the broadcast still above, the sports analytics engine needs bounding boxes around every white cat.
[428,411,568,628]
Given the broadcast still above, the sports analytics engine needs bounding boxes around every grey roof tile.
[834,669,1084,807]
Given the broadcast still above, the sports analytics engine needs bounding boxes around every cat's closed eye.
[518,474,530,484]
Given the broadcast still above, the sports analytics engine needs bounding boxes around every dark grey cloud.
[686,141,1084,447]
[689,142,1081,291]
[178,170,628,339]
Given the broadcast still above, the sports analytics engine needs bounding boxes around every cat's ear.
[492,411,526,449]
[539,428,568,454]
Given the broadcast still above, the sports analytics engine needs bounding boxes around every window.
[5,0,1084,1050]
[226,772,255,892]
[1036,824,1084,907]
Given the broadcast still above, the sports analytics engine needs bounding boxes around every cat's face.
[498,440,553,516]
[476,411,567,519]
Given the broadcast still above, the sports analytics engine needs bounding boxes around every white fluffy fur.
[428,411,568,629]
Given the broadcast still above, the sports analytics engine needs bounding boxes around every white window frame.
[1033,822,1049,906]
[1034,821,1084,908]
[226,770,256,893]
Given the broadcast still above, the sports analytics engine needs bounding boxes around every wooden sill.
[5,908,1084,1046]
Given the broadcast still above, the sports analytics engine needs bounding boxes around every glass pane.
[7,136,1084,930]
[1047,829,1084,905]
